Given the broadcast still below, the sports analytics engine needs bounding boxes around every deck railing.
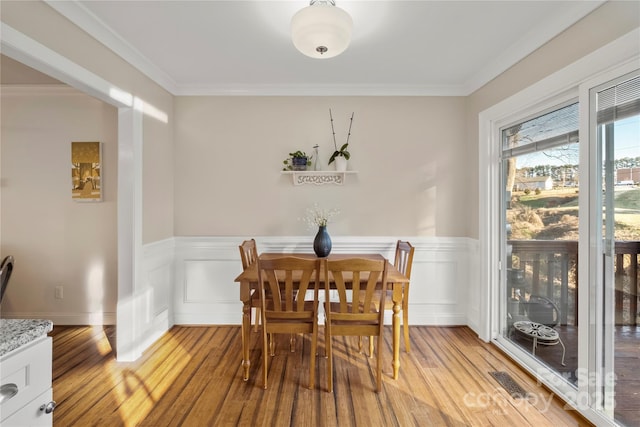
[614,241,640,325]
[508,240,639,326]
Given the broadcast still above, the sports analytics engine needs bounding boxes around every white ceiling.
[44,0,604,96]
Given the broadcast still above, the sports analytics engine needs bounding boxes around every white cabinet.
[0,336,53,426]
[2,388,53,426]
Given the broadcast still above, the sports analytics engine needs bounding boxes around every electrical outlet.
[55,286,63,300]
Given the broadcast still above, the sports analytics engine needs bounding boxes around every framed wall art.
[71,141,102,201]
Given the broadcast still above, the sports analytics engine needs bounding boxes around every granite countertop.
[0,319,53,357]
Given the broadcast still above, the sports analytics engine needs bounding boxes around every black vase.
[313,226,332,258]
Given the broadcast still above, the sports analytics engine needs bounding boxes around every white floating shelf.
[281,170,358,186]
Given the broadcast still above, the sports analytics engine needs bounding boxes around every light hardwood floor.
[50,325,592,426]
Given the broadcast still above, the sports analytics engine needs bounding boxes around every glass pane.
[502,103,579,152]
[502,103,579,386]
[597,76,640,426]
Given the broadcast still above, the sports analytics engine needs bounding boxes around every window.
[501,102,580,385]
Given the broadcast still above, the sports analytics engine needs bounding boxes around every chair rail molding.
[173,235,478,327]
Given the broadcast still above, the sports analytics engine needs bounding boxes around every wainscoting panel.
[464,240,481,335]
[410,260,459,305]
[173,236,475,326]
[131,237,174,358]
[147,264,171,318]
[184,260,231,304]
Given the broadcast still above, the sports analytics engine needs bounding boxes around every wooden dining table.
[234,253,410,382]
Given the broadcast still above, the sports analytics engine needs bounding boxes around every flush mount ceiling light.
[291,0,353,59]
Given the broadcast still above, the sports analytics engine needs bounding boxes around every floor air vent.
[489,371,530,399]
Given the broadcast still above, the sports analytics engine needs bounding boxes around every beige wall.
[1,0,175,243]
[174,96,468,237]
[466,0,640,238]
[1,88,118,320]
[3,0,636,242]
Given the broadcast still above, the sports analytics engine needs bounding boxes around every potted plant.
[328,109,354,172]
[282,150,312,171]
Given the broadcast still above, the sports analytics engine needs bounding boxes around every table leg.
[240,280,252,381]
[392,282,402,379]
[403,286,410,353]
[241,302,251,380]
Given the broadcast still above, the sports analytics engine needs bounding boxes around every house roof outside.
[516,176,553,184]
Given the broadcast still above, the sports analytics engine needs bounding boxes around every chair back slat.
[361,270,381,312]
[296,268,314,311]
[351,271,361,312]
[394,240,415,279]
[239,239,258,270]
[330,270,349,312]
[262,269,283,310]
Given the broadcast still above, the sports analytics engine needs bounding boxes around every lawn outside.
[509,187,640,241]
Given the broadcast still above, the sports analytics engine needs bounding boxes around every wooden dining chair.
[324,257,388,393]
[365,240,415,356]
[257,256,321,390]
[391,241,415,352]
[0,255,15,304]
[239,239,261,332]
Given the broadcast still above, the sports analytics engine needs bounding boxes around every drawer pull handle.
[0,383,18,403]
[40,401,56,414]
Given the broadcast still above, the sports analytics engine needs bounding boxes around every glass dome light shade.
[291,4,353,59]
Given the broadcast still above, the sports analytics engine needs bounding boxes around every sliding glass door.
[591,73,640,427]
[495,70,639,426]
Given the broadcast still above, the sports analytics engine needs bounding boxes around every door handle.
[0,383,18,404]
[40,400,57,414]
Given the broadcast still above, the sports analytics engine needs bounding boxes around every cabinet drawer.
[0,336,52,423]
[1,387,53,426]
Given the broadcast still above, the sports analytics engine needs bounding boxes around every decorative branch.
[329,108,338,151]
[345,112,354,146]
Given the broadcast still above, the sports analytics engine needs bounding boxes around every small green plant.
[329,143,350,165]
[524,188,531,195]
[282,151,312,171]
[535,188,542,195]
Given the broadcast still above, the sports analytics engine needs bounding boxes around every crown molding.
[172,83,468,97]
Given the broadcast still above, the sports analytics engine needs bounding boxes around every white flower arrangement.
[303,204,340,229]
